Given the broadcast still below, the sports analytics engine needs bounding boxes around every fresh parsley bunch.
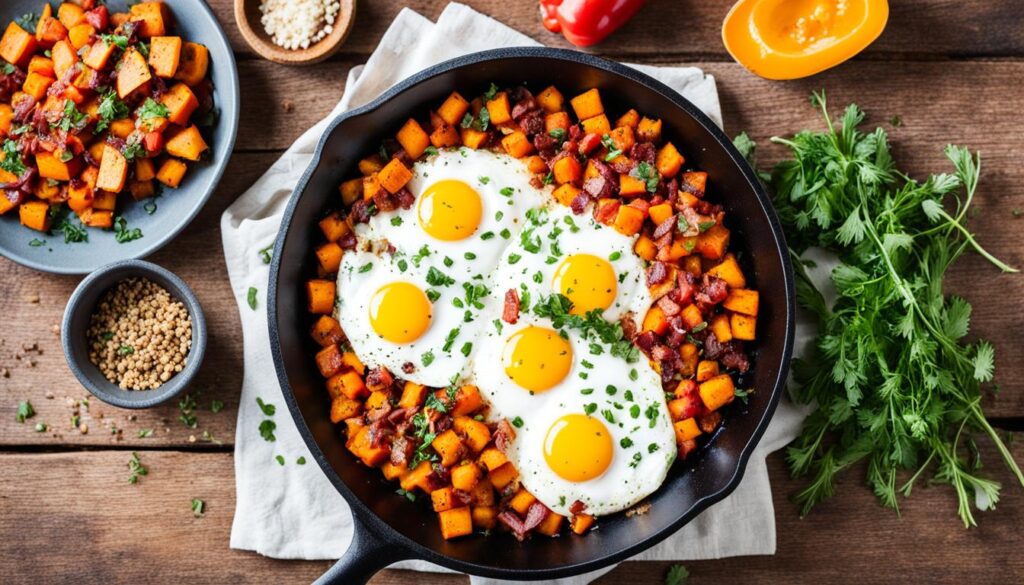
[751,92,1022,527]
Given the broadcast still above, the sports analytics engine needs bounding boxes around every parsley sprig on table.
[758,92,1022,527]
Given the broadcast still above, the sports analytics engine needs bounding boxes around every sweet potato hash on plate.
[0,1,213,232]
[304,83,760,541]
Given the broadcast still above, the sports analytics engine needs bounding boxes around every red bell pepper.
[539,0,647,47]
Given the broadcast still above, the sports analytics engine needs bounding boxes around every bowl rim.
[61,259,208,409]
[269,47,795,579]
[0,0,241,275]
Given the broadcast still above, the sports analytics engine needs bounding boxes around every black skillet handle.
[313,514,413,585]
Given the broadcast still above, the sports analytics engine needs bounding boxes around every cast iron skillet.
[268,47,795,584]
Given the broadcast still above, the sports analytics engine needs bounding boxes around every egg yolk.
[552,253,617,315]
[368,281,432,343]
[543,414,614,482]
[417,179,483,241]
[502,326,573,392]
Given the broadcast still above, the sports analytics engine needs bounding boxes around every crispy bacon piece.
[393,187,415,210]
[578,132,601,155]
[503,288,521,324]
[518,110,544,136]
[338,231,357,250]
[390,435,412,465]
[0,64,25,102]
[499,501,550,541]
[646,261,669,286]
[720,348,750,373]
[372,191,397,212]
[569,500,587,515]
[695,275,728,309]
[676,271,697,305]
[533,132,557,158]
[657,295,681,317]
[634,331,657,352]
[401,362,416,374]
[366,366,394,390]
[493,419,516,453]
[697,411,722,434]
[582,175,610,199]
[620,312,638,340]
[652,215,676,239]
[570,192,591,215]
[349,198,373,224]
[630,141,656,164]
[592,198,620,225]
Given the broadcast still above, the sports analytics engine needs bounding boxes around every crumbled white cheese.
[259,0,342,51]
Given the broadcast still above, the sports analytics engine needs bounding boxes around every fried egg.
[489,205,651,330]
[471,313,676,517]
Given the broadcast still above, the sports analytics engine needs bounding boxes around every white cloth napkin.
[221,4,810,583]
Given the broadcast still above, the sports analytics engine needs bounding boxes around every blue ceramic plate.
[0,0,239,274]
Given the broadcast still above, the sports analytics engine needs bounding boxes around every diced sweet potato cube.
[642,306,669,335]
[67,180,94,212]
[92,189,116,211]
[348,426,390,467]
[674,418,702,443]
[80,208,113,228]
[0,104,13,138]
[116,48,152,98]
[536,512,564,537]
[165,125,208,161]
[695,224,730,260]
[149,36,182,77]
[679,303,704,330]
[338,370,367,400]
[451,384,483,416]
[453,416,491,453]
[544,111,571,134]
[432,487,459,512]
[478,447,508,472]
[318,211,350,242]
[612,204,645,236]
[723,289,759,316]
[67,23,94,50]
[82,38,115,70]
[706,254,746,289]
[35,151,80,181]
[697,360,719,382]
[108,118,135,139]
[398,381,427,409]
[401,461,442,493]
[160,82,199,125]
[536,85,564,113]
[552,184,580,207]
[608,125,635,152]
[710,314,733,343]
[306,279,336,314]
[553,155,581,185]
[501,130,534,158]
[156,158,188,188]
[469,478,495,506]
[58,3,87,29]
[341,351,364,375]
[488,461,518,490]
[618,173,647,198]
[616,108,639,129]
[509,489,536,515]
[315,241,343,273]
[730,312,756,341]
[381,461,408,481]
[396,118,430,159]
[174,42,209,86]
[637,116,662,143]
[377,158,412,194]
[471,506,497,529]
[580,114,610,136]
[429,116,459,148]
[438,91,470,126]
[96,144,128,192]
[656,142,685,178]
[338,177,361,206]
[129,2,169,37]
[438,507,473,540]
[460,127,489,149]
[570,513,595,535]
[0,23,37,67]
[310,315,345,347]
[680,171,707,198]
[22,72,55,101]
[451,462,482,492]
[35,15,68,47]
[18,201,51,232]
[485,91,511,125]
[27,55,54,77]
[315,344,344,378]
[330,395,362,423]
[699,374,735,411]
[570,88,603,120]
[634,233,657,261]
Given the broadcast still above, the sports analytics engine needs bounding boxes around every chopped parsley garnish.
[480,231,495,240]
[100,33,130,50]
[620,437,634,449]
[508,253,522,264]
[191,498,205,517]
[426,267,455,287]
[127,452,148,484]
[138,428,154,438]
[584,403,597,415]
[137,97,170,121]
[256,397,276,416]
[511,416,524,428]
[259,419,277,442]
[631,161,659,193]
[443,328,460,352]
[358,262,373,273]
[549,128,567,142]
[479,176,490,184]
[15,400,34,423]
[609,251,622,261]
[113,217,144,243]
[464,252,477,260]
[29,238,46,247]
[54,99,88,132]
[422,350,435,366]
[424,146,439,156]
[275,455,286,466]
[500,187,514,197]
[246,287,258,310]
[412,245,431,267]
[0,139,26,176]
[460,342,473,357]
[259,244,274,264]
[390,216,403,226]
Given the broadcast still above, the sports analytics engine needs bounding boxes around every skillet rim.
[268,46,796,579]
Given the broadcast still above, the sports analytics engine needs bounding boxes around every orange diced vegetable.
[536,85,564,113]
[319,211,350,242]
[570,88,604,120]
[315,344,344,378]
[306,279,336,314]
[338,370,368,400]
[95,144,127,193]
[730,312,756,340]
[697,360,720,382]
[161,83,199,126]
[552,184,580,207]
[58,3,87,29]
[723,289,759,316]
[378,158,412,193]
[696,224,730,260]
[642,306,669,335]
[174,42,209,86]
[674,418,702,443]
[156,158,188,188]
[618,173,647,197]
[330,395,362,423]
[451,462,482,492]
[616,108,639,129]
[580,114,611,136]
[570,513,595,535]
[509,489,536,515]
[129,2,169,37]
[21,72,54,101]
[488,461,518,490]
[637,116,662,142]
[460,127,489,149]
[149,36,182,77]
[552,155,581,185]
[634,233,657,261]
[501,130,534,158]
[478,447,508,472]
[710,314,733,343]
[310,315,345,347]
[656,142,685,177]
[341,351,365,375]
[398,381,427,409]
[699,374,736,411]
[438,507,473,540]
[536,512,564,536]
[165,125,208,161]
[612,204,645,235]
[472,506,497,530]
[431,429,464,467]
[396,118,430,159]
[438,91,470,126]
[36,151,80,181]
[485,91,511,125]
[706,254,746,289]
[315,242,344,273]
[82,38,115,70]
[432,487,459,512]
[27,55,54,77]
[0,23,38,67]
[453,416,491,453]
[18,201,51,232]
[116,48,152,98]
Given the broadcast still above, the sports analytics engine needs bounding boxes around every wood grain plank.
[203,0,1024,59]
[1,447,1021,584]
[0,154,278,448]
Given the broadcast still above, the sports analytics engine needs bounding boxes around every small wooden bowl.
[234,0,356,65]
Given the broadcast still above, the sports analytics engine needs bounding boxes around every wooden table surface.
[3,1,1024,583]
